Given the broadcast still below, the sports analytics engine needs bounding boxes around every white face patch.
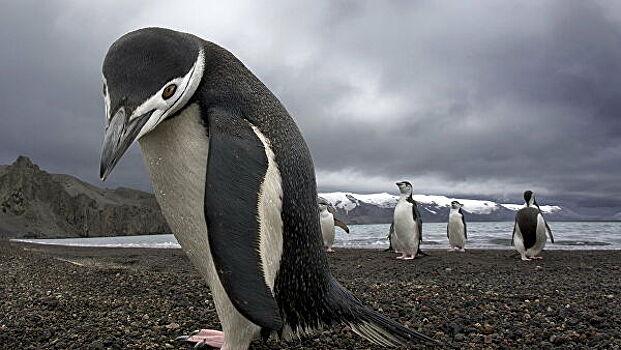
[132,49,206,140]
[102,75,111,121]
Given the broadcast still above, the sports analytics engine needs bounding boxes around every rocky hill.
[0,156,601,239]
[319,192,582,224]
[0,156,170,238]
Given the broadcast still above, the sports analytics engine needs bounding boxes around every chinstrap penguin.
[512,191,555,261]
[391,181,423,260]
[318,197,349,252]
[99,28,435,349]
[447,201,467,252]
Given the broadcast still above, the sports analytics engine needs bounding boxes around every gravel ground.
[1,240,620,349]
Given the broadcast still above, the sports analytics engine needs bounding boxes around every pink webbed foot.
[458,248,466,253]
[402,254,415,260]
[326,248,335,253]
[531,256,543,260]
[520,255,532,261]
[177,329,225,349]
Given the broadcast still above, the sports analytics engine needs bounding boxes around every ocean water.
[13,222,621,250]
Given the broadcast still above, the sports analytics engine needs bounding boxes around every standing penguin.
[447,201,467,252]
[512,190,555,261]
[391,181,423,260]
[318,196,350,252]
[99,28,433,349]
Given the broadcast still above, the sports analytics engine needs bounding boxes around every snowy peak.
[500,204,562,214]
[318,192,568,224]
[320,192,555,214]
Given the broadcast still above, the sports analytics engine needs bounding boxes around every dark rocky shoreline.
[1,240,619,349]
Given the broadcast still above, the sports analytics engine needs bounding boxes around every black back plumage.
[515,207,539,249]
[190,38,433,344]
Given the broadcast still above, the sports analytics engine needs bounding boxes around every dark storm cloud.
[0,1,620,213]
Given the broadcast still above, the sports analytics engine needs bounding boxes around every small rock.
[454,333,465,341]
[89,341,105,350]
[166,322,179,330]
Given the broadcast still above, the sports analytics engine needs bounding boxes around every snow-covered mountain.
[319,192,576,224]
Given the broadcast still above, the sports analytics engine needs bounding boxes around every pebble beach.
[1,240,620,349]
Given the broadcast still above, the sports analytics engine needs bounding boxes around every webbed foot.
[177,329,225,349]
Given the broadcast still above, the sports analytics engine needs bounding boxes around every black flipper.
[333,218,350,233]
[511,219,517,246]
[384,222,394,252]
[545,221,554,243]
[408,197,423,242]
[459,208,467,239]
[204,108,282,331]
[535,204,555,243]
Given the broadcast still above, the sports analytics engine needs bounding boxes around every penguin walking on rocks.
[447,201,467,252]
[391,181,423,260]
[99,28,434,349]
[318,197,349,252]
[512,191,555,261]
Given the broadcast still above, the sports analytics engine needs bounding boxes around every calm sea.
[13,222,621,250]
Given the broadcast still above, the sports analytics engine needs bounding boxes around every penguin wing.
[545,220,554,243]
[511,219,517,246]
[204,108,282,330]
[538,208,555,243]
[413,203,423,242]
[459,208,467,239]
[334,218,350,233]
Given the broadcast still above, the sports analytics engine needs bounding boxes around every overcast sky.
[1,0,620,212]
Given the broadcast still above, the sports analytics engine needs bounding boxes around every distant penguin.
[447,201,467,252]
[318,197,350,252]
[512,191,555,261]
[391,181,423,260]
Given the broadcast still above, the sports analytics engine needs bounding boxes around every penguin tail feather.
[326,279,438,347]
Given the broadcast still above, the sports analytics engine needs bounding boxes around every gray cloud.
[1,0,620,214]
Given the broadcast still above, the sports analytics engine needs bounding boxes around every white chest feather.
[138,104,212,273]
[393,199,419,251]
[393,200,415,227]
[448,210,464,230]
[137,104,283,345]
[320,209,335,246]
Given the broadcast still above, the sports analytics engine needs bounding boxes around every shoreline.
[1,240,620,349]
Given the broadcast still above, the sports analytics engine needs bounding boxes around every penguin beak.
[100,107,152,180]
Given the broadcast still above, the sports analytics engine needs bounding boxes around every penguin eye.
[162,84,177,100]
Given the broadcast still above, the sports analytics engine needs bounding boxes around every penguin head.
[450,201,463,209]
[395,181,413,195]
[524,190,536,207]
[100,28,205,180]
[317,197,330,212]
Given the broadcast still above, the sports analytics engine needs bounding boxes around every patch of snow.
[319,192,562,215]
[501,204,562,213]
